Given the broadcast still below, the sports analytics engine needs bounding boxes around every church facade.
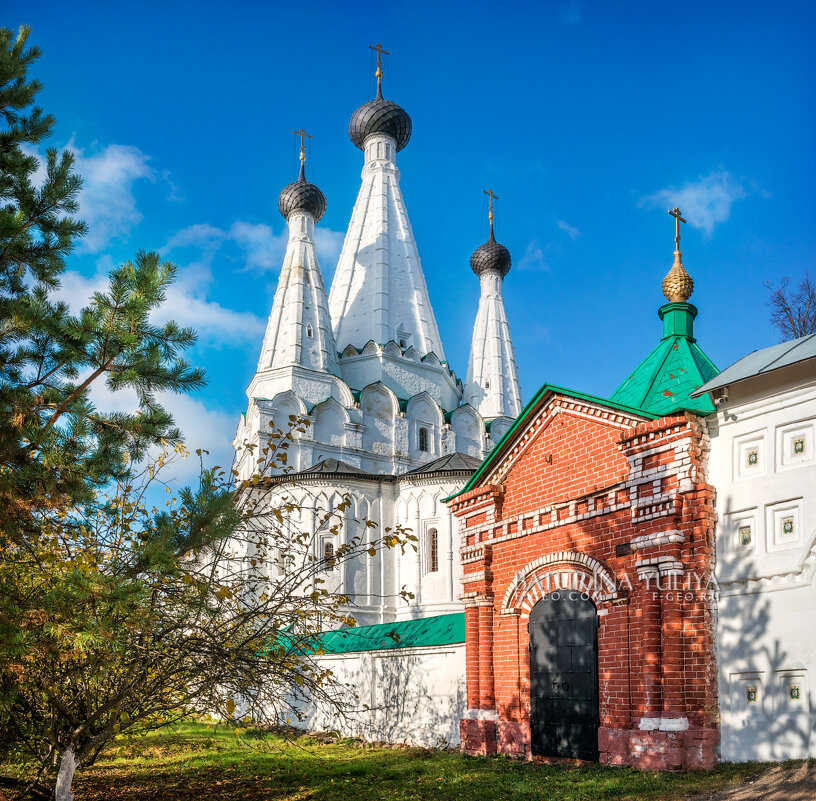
[234,55,815,765]
[233,60,520,742]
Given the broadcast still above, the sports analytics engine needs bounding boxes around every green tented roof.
[316,613,464,654]
[610,303,719,416]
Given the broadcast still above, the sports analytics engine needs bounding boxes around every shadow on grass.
[3,722,772,801]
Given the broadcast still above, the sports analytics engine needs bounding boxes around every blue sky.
[7,0,815,477]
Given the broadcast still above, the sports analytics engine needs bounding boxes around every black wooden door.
[529,592,599,760]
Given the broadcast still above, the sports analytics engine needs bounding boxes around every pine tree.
[0,28,414,801]
[0,26,204,541]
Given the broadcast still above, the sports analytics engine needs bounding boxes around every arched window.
[426,528,439,574]
[306,323,313,338]
[418,426,429,452]
[322,540,335,570]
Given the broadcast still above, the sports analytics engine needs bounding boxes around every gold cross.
[369,43,390,89]
[668,206,686,248]
[483,189,499,226]
[292,128,312,166]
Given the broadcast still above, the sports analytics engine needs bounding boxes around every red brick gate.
[448,387,718,770]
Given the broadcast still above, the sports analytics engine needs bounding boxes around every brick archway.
[500,551,624,616]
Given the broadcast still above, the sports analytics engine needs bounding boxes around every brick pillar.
[637,565,662,719]
[659,562,685,719]
[477,599,495,709]
[460,596,497,755]
[464,600,480,709]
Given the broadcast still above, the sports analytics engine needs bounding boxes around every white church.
[233,54,816,760]
[232,59,516,742]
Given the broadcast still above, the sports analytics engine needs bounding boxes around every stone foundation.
[463,722,718,770]
[497,720,531,757]
[460,718,497,755]
[599,726,719,771]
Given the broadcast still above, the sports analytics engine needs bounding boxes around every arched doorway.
[529,592,599,760]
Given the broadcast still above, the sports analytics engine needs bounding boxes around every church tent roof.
[610,311,719,416]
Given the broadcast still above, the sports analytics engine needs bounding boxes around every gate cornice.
[500,550,624,615]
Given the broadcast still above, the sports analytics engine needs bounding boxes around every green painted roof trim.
[316,613,465,654]
[445,384,658,503]
[610,302,719,416]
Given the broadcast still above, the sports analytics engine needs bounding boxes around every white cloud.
[57,262,264,348]
[517,240,548,272]
[161,218,345,278]
[69,142,156,252]
[227,221,287,272]
[22,140,156,253]
[156,392,237,481]
[314,228,345,271]
[557,220,581,240]
[640,170,749,236]
[58,256,112,310]
[86,379,236,484]
[161,277,265,345]
[160,223,226,254]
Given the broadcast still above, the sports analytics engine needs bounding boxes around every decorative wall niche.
[774,670,808,713]
[729,672,766,718]
[765,498,804,553]
[733,430,767,481]
[723,508,758,553]
[775,418,815,472]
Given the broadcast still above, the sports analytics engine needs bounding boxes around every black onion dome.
[278,164,327,222]
[348,86,412,152]
[470,229,511,277]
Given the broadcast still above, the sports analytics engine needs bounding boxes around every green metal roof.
[610,302,718,416]
[446,384,657,502]
[316,613,464,654]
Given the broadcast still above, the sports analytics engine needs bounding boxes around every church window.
[485,379,491,390]
[322,540,335,570]
[396,328,411,349]
[306,324,313,338]
[426,528,439,573]
[418,427,429,452]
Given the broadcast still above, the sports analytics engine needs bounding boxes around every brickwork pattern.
[451,397,718,770]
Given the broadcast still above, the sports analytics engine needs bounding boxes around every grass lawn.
[4,722,772,801]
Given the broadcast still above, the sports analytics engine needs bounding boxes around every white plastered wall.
[708,361,816,760]
[288,645,466,746]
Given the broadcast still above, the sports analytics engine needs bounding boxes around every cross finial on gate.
[668,206,686,250]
